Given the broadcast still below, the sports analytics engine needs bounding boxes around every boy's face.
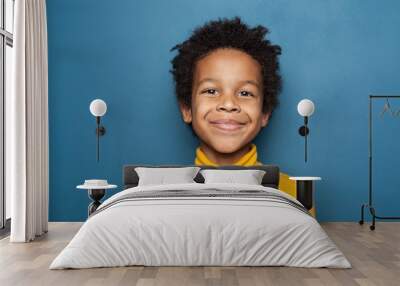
[180,48,270,154]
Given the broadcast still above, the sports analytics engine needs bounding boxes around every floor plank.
[0,222,399,286]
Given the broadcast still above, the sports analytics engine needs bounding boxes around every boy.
[170,17,311,213]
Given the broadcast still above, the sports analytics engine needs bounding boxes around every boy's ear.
[179,103,192,124]
[261,112,270,127]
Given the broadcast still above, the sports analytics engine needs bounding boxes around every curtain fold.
[8,0,49,242]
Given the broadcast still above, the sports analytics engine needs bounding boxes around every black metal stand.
[298,117,310,162]
[359,95,400,230]
[95,116,106,162]
[296,180,314,210]
[88,189,105,216]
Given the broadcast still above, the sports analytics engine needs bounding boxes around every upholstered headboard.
[123,164,280,189]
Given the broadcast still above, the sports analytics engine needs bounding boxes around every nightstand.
[289,177,321,210]
[77,180,117,216]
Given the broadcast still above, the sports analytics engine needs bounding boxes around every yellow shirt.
[194,143,316,217]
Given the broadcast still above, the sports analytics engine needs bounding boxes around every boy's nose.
[216,93,241,113]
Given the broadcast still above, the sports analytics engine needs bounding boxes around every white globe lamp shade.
[297,99,315,117]
[90,99,107,117]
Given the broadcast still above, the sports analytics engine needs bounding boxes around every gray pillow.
[200,169,266,185]
[135,167,201,186]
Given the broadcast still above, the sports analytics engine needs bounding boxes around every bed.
[50,165,351,269]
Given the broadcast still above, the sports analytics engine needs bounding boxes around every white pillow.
[200,169,266,185]
[135,167,201,186]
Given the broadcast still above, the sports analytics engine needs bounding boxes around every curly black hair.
[170,16,282,114]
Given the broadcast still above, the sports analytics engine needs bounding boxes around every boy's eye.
[202,89,218,95]
[239,90,253,97]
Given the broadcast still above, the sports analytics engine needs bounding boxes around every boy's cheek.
[192,123,207,140]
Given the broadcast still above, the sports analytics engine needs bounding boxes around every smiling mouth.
[209,120,246,131]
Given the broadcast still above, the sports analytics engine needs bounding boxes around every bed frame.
[123,164,280,190]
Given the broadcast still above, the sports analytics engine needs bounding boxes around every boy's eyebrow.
[241,80,261,89]
[196,78,261,89]
[196,78,217,86]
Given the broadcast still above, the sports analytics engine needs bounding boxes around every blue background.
[47,0,400,221]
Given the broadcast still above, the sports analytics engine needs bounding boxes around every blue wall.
[47,0,400,222]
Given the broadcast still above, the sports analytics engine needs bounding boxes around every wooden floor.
[0,222,399,286]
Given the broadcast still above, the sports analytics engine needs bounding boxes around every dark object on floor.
[0,218,10,239]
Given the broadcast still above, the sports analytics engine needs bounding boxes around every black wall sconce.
[297,99,315,162]
[89,99,107,162]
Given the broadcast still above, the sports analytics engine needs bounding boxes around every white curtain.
[7,0,49,242]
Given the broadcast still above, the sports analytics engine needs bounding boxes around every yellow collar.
[195,144,261,166]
